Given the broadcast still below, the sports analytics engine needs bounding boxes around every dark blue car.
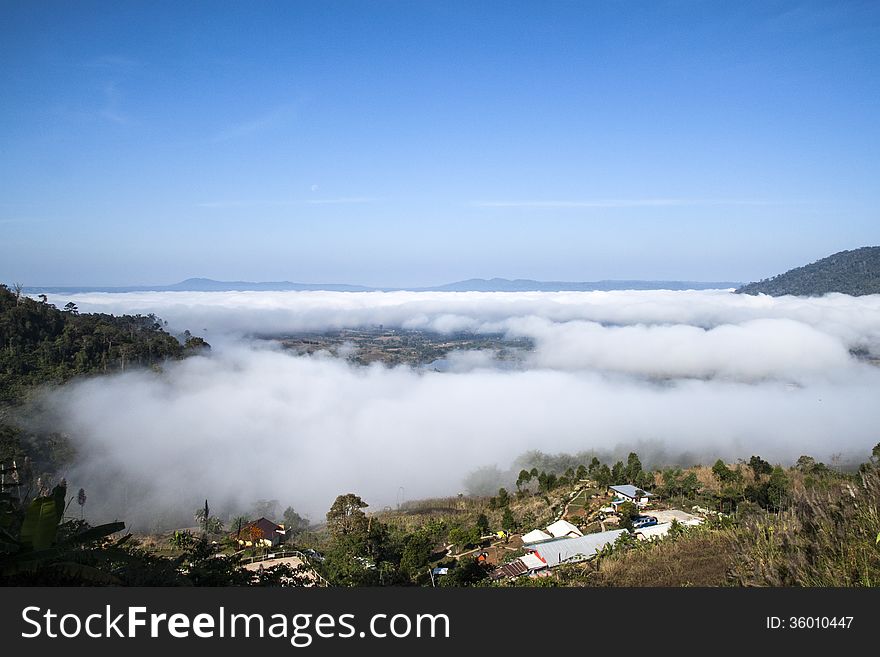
[631,515,658,529]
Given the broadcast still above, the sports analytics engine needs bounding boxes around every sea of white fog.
[36,289,880,528]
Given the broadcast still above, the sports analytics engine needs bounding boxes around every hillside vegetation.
[0,283,208,474]
[0,284,207,403]
[736,246,880,296]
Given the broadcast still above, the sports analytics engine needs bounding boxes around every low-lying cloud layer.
[42,290,880,527]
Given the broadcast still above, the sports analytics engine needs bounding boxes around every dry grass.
[590,530,732,587]
[693,465,721,494]
[729,469,880,587]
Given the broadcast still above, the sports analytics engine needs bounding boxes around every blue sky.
[1,0,878,286]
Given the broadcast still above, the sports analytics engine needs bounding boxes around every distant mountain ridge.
[736,247,880,297]
[24,277,740,294]
[428,278,740,292]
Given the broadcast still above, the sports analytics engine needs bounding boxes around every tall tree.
[326,493,369,539]
[625,452,643,482]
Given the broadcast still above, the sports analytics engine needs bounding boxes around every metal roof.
[492,553,548,579]
[609,485,653,499]
[521,529,553,544]
[635,522,672,539]
[545,519,583,538]
[531,529,628,567]
[493,559,528,579]
[520,553,547,571]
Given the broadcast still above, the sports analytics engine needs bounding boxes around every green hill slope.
[0,284,203,403]
[736,247,880,296]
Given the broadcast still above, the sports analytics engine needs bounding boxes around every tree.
[611,461,625,483]
[501,507,515,531]
[250,499,280,520]
[476,513,490,536]
[872,442,880,464]
[496,487,510,507]
[193,502,223,535]
[282,506,309,538]
[399,531,434,582]
[326,493,369,539]
[625,452,643,482]
[448,525,480,551]
[748,455,772,479]
[241,524,266,552]
[594,464,612,489]
[231,515,251,538]
[440,557,488,587]
[712,459,740,484]
[76,487,87,519]
[766,466,789,512]
[616,501,639,531]
[516,469,532,491]
[536,472,557,493]
[681,472,700,496]
[184,334,211,352]
[636,470,654,491]
[795,455,817,474]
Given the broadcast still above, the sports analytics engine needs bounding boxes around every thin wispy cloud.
[99,82,133,125]
[305,197,376,205]
[83,55,142,70]
[0,217,37,225]
[472,199,776,208]
[210,102,300,143]
[196,198,376,209]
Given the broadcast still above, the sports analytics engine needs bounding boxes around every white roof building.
[521,529,553,544]
[635,522,672,540]
[545,519,583,539]
[520,553,547,571]
[530,529,628,567]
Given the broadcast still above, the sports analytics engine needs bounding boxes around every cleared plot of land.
[644,509,702,525]
[269,328,532,367]
[242,555,305,572]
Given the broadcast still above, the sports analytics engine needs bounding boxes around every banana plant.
[0,483,126,581]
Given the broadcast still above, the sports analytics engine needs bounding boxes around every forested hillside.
[0,284,206,403]
[736,246,880,296]
[0,283,208,474]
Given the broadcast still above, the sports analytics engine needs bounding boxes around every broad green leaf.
[19,496,60,551]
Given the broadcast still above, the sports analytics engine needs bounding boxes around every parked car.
[301,548,325,562]
[631,515,658,529]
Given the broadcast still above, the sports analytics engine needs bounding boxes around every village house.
[608,484,653,509]
[493,529,627,579]
[545,519,583,539]
[233,517,287,548]
[521,519,583,545]
[529,529,628,568]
